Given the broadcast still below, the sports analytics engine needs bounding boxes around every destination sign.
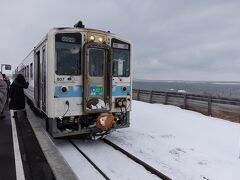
[113,43,129,49]
[55,33,81,44]
[61,36,76,43]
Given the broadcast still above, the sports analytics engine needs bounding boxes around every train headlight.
[61,86,68,92]
[115,98,127,107]
[122,86,127,92]
[117,101,123,107]
[123,100,127,106]
[90,35,95,41]
[98,37,103,42]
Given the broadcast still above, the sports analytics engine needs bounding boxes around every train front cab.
[48,30,131,138]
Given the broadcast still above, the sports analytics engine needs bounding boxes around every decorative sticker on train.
[89,85,103,96]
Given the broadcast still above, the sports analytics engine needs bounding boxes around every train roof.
[16,23,131,71]
[48,27,131,44]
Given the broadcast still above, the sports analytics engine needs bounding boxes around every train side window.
[30,63,33,79]
[27,65,29,78]
[24,67,26,77]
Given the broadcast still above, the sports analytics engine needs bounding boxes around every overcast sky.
[1,0,240,81]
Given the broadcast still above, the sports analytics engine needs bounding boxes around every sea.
[133,80,240,99]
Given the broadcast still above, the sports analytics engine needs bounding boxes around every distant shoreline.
[133,80,240,98]
[133,79,240,84]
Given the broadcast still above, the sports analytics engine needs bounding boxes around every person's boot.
[0,107,5,118]
[23,110,27,118]
[0,112,5,119]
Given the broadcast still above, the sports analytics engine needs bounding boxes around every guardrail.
[133,89,240,122]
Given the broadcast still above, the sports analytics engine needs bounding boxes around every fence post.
[183,94,187,109]
[149,91,153,103]
[208,96,212,116]
[137,89,140,100]
[164,92,168,104]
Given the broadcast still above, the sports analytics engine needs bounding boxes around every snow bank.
[108,101,240,180]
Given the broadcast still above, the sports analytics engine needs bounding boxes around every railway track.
[27,103,172,180]
[68,138,172,180]
[102,139,172,180]
[69,139,110,180]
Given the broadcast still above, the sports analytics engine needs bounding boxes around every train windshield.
[55,33,81,75]
[112,49,130,77]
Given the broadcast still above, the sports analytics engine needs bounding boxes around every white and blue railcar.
[15,22,132,138]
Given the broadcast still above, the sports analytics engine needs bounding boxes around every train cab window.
[112,49,130,77]
[89,48,104,77]
[55,33,82,75]
[112,39,130,77]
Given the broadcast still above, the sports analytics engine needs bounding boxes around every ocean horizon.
[133,79,240,98]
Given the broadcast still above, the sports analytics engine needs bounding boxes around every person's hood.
[14,78,28,88]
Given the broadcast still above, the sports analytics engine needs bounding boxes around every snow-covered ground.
[55,100,240,180]
[106,101,240,180]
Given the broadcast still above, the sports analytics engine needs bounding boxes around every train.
[15,21,132,138]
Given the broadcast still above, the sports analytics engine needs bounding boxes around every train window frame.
[111,38,130,78]
[23,66,27,78]
[112,49,130,77]
[30,63,33,79]
[27,65,29,78]
[55,33,82,76]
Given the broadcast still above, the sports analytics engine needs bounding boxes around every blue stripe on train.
[112,86,131,96]
[54,85,83,97]
[54,85,131,98]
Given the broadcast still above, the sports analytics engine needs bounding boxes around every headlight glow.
[90,35,95,41]
[99,37,103,42]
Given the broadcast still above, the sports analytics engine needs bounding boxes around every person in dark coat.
[0,73,8,118]
[9,74,29,118]
[2,74,10,103]
[0,73,7,115]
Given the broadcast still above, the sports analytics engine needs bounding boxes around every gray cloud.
[1,0,240,81]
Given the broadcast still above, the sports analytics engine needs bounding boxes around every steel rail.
[103,138,172,180]
[68,139,110,180]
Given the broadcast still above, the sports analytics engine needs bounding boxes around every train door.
[83,43,112,113]
[42,46,46,112]
[34,50,41,108]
